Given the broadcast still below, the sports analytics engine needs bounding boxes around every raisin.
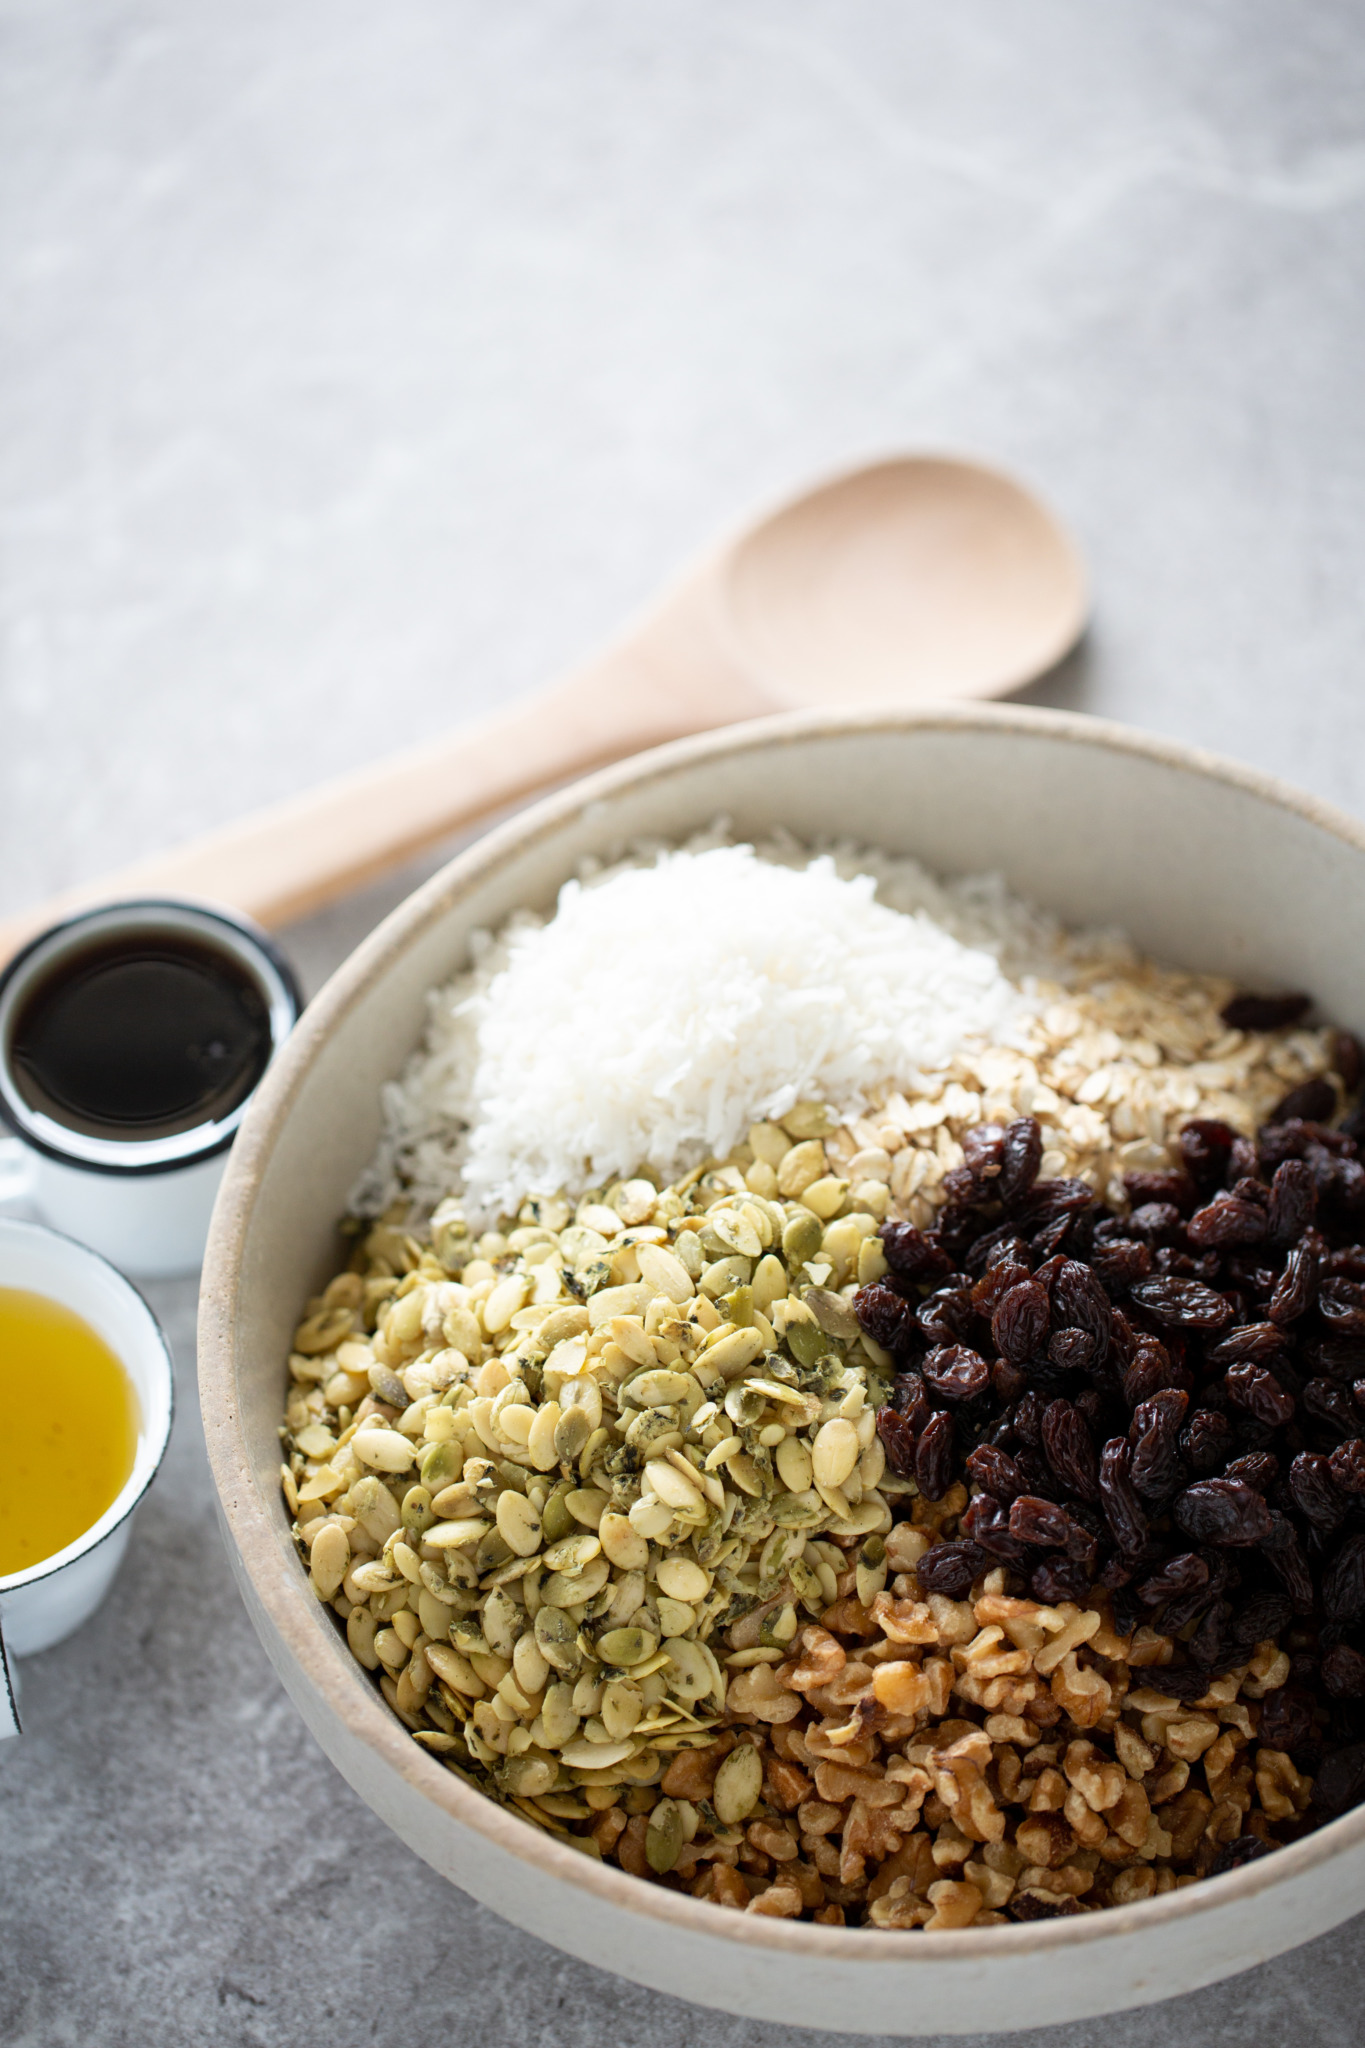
[1129,1389,1189,1500]
[1046,1327,1096,1373]
[1041,1398,1100,1503]
[1062,1508,1100,1569]
[1318,1276,1365,1336]
[1264,1512,1316,1612]
[1150,1663,1231,1701]
[1322,1643,1365,1698]
[1173,1479,1274,1547]
[1136,1551,1209,1608]
[1208,1835,1273,1877]
[1329,1439,1365,1493]
[1266,1159,1317,1247]
[1161,1556,1225,1636]
[1121,1343,1177,1410]
[937,1200,986,1257]
[1189,1600,1234,1669]
[991,1358,1028,1403]
[1008,1495,1070,1547]
[1225,1362,1296,1428]
[1258,1685,1318,1753]
[964,1443,1027,1503]
[853,1282,916,1353]
[1013,1390,1045,1447]
[991,1280,1050,1365]
[1188,1197,1267,1249]
[1123,1169,1200,1214]
[1015,1178,1096,1231]
[1333,1031,1365,1094]
[1223,1451,1278,1492]
[962,1122,1006,1177]
[1323,1535,1365,1624]
[1127,1276,1234,1331]
[1031,1557,1089,1605]
[1229,1590,1294,1649]
[1220,992,1312,1032]
[1052,1259,1113,1364]
[1269,1077,1337,1126]
[959,1492,1029,1561]
[1229,1136,1262,1181]
[1098,1436,1148,1554]
[1181,1408,1236,1473]
[1303,1378,1357,1439]
[1179,1118,1239,1189]
[915,1409,955,1501]
[875,1407,917,1479]
[879,1221,954,1283]
[922,1343,990,1403]
[1314,1740,1365,1813]
[914,1539,990,1598]
[1128,1201,1186,1244]
[971,1257,1033,1316]
[916,1285,975,1346]
[1090,1239,1154,1289]
[892,1369,932,1431]
[998,1117,1043,1208]
[1207,1322,1288,1367]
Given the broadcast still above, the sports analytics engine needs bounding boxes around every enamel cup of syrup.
[0,1217,175,1737]
[0,900,301,1277]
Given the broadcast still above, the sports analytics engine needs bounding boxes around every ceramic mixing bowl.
[199,705,1365,2034]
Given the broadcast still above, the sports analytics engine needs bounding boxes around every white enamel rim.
[0,1215,175,1594]
[200,703,1365,1978]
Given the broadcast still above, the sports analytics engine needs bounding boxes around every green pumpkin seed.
[500,1752,558,1797]
[621,1369,696,1411]
[419,1439,460,1490]
[554,1407,593,1466]
[781,1211,823,1267]
[596,1626,657,1668]
[533,1607,582,1675]
[367,1361,408,1407]
[541,1485,575,1543]
[713,1742,763,1824]
[543,1531,601,1573]
[717,1283,754,1328]
[483,1586,522,1659]
[760,1601,798,1647]
[802,1286,860,1344]
[786,1318,826,1369]
[646,1797,684,1874]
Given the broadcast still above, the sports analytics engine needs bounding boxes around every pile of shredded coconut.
[352,834,1092,1226]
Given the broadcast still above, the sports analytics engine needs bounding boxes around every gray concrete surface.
[2,3,1364,2042]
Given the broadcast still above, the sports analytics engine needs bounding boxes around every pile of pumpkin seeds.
[280,1102,901,1847]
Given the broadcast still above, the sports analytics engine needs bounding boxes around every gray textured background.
[2,3,1363,2043]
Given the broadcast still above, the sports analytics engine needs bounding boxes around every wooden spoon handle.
[0,600,769,964]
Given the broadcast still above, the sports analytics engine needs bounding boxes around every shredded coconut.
[351,834,1095,1226]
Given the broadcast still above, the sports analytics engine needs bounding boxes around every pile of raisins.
[855,1046,1365,1826]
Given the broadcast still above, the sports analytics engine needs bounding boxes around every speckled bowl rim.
[200,702,1365,1970]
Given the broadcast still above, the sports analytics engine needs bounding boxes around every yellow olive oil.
[0,1286,139,1575]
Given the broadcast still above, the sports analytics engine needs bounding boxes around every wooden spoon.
[0,454,1084,961]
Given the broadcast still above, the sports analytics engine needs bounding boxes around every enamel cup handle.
[0,1622,19,1738]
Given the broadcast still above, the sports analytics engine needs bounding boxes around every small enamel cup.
[0,1216,174,1737]
[0,899,301,1277]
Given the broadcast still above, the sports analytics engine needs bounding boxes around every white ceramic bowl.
[199,706,1365,2035]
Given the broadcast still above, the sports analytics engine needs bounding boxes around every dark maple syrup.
[9,929,272,1140]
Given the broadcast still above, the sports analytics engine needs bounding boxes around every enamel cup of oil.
[0,1217,173,1735]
